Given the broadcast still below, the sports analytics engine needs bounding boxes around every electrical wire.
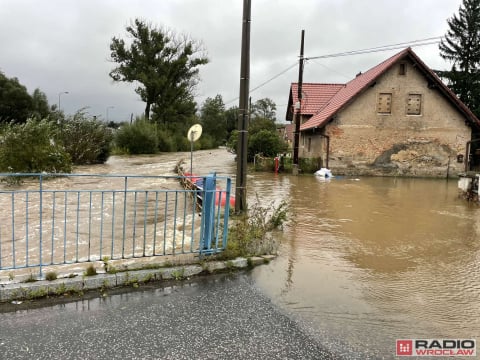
[306,37,442,60]
[224,36,443,105]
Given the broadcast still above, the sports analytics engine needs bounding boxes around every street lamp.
[58,91,69,112]
[106,106,114,122]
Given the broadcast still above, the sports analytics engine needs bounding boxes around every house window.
[377,93,392,114]
[406,93,422,115]
[399,63,406,75]
[307,138,312,152]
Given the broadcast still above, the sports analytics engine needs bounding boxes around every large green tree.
[200,95,227,146]
[109,19,208,121]
[31,88,51,119]
[0,72,33,123]
[439,0,480,117]
[251,98,277,121]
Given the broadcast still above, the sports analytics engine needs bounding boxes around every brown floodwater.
[4,148,480,357]
[184,149,480,357]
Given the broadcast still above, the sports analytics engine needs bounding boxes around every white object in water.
[314,168,333,178]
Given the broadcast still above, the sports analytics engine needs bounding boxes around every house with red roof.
[286,48,480,177]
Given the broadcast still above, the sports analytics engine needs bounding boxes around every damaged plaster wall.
[321,59,471,178]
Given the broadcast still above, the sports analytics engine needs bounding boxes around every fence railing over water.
[0,173,232,278]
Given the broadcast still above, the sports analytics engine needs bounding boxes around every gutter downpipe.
[465,140,471,173]
[318,132,330,169]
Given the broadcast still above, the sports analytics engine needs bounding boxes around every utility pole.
[235,0,251,214]
[293,30,305,174]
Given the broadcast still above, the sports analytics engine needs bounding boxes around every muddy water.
[175,149,480,357]
[6,149,480,356]
[249,174,480,357]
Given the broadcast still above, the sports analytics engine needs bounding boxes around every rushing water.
[10,149,480,357]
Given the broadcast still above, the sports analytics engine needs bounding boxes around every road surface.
[0,273,339,360]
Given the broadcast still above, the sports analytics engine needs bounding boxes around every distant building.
[276,123,294,148]
[286,47,480,177]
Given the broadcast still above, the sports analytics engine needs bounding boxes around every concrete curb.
[0,255,275,303]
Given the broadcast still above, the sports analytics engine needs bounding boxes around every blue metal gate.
[0,173,231,277]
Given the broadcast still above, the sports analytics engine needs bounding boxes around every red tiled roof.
[297,47,480,131]
[301,48,410,130]
[289,83,343,116]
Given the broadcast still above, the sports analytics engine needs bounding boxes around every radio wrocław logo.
[396,339,476,357]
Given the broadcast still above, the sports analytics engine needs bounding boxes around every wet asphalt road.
[0,273,339,360]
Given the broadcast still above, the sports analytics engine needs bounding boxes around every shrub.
[114,120,158,154]
[248,129,288,161]
[299,157,322,173]
[0,119,72,173]
[55,110,113,164]
[157,128,175,152]
[221,199,289,259]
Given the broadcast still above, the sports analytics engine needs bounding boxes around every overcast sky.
[0,0,464,123]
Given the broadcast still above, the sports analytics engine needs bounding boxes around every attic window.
[399,63,406,75]
[406,93,422,115]
[377,93,392,114]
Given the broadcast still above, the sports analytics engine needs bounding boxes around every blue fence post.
[39,173,43,279]
[222,178,232,250]
[200,173,216,254]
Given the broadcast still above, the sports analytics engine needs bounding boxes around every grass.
[84,264,97,277]
[45,271,58,281]
[220,199,289,260]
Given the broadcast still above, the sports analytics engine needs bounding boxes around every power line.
[306,36,443,60]
[224,62,297,105]
[225,36,443,105]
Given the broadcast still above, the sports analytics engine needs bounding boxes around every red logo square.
[396,340,413,356]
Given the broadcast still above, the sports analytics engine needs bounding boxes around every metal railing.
[0,173,231,277]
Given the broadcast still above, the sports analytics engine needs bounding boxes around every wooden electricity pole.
[235,0,251,214]
[293,30,305,170]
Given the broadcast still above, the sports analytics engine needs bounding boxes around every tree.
[248,129,287,161]
[225,106,238,134]
[249,117,276,137]
[31,88,50,119]
[0,72,33,123]
[109,19,208,121]
[439,0,480,116]
[251,98,277,121]
[200,95,227,146]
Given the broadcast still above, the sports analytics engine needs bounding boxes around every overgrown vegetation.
[113,120,160,154]
[45,271,58,281]
[221,199,289,259]
[84,264,97,277]
[0,111,113,175]
[0,119,72,174]
[55,109,113,164]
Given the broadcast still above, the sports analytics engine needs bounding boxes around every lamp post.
[58,91,69,112]
[106,106,114,122]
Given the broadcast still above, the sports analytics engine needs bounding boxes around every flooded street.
[170,148,480,357]
[5,148,479,358]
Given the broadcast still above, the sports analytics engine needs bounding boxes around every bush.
[248,129,288,161]
[55,110,113,164]
[157,128,175,152]
[0,119,72,173]
[114,120,158,154]
[221,199,289,259]
[299,157,322,173]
